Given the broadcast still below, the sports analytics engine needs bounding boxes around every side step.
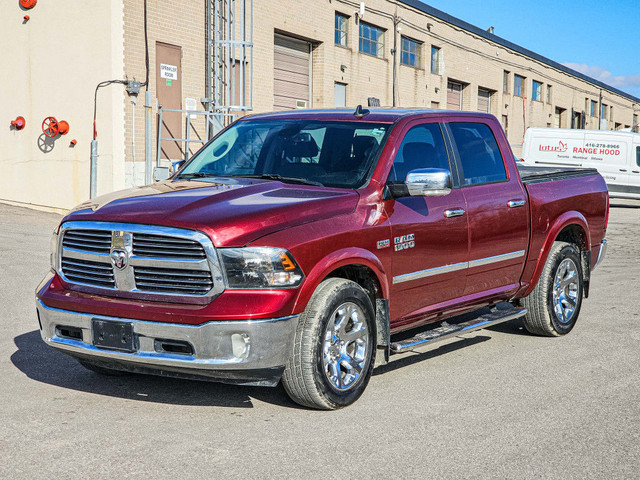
[389,306,527,354]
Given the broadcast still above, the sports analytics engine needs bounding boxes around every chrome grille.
[58,222,224,303]
[132,233,206,259]
[61,257,115,288]
[134,267,213,295]
[62,230,111,254]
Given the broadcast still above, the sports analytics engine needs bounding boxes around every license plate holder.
[92,319,136,353]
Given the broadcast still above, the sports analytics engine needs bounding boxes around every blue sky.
[421,0,640,98]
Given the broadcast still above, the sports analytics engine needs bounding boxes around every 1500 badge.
[394,233,415,251]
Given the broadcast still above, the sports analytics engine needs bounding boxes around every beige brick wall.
[123,0,206,186]
[121,0,639,170]
[251,0,639,156]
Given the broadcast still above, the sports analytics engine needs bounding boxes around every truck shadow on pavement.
[11,330,300,409]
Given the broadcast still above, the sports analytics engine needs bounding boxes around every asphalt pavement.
[1,201,638,479]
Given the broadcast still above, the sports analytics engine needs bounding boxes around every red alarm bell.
[11,117,26,130]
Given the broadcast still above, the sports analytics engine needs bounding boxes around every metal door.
[274,34,311,111]
[447,81,462,110]
[156,42,183,160]
[334,82,346,107]
[477,88,491,113]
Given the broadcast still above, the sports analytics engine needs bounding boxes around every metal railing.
[155,106,238,170]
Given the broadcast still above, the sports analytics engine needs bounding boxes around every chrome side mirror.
[405,168,452,196]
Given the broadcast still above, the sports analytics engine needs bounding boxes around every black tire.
[522,241,583,336]
[78,359,127,376]
[282,278,376,410]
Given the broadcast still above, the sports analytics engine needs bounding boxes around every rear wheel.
[522,241,583,336]
[282,278,376,410]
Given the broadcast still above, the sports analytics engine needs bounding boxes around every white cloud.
[562,62,640,89]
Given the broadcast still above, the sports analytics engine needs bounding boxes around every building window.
[590,100,597,116]
[546,85,552,104]
[532,80,542,101]
[514,74,525,97]
[431,101,440,109]
[431,46,443,74]
[359,21,384,58]
[400,36,421,67]
[610,106,613,121]
[335,13,349,47]
[503,71,510,93]
[601,103,607,119]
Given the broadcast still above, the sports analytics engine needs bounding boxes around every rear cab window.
[636,145,640,167]
[448,122,507,186]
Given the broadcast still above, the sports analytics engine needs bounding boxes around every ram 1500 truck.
[36,109,609,409]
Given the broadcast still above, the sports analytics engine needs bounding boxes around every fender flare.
[522,211,590,297]
[292,247,389,315]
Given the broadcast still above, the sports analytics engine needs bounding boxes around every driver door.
[386,120,469,326]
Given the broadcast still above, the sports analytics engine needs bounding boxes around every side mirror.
[405,168,452,196]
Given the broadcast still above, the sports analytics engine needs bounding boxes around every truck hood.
[64,178,359,246]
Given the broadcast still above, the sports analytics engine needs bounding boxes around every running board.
[389,307,527,354]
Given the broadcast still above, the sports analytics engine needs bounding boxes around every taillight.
[604,195,610,232]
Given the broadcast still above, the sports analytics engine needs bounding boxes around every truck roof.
[245,108,496,124]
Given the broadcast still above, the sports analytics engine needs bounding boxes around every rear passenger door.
[445,121,529,298]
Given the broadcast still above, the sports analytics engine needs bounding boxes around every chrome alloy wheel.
[552,258,579,323]
[322,302,370,391]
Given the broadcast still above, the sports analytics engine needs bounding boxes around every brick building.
[2,0,638,211]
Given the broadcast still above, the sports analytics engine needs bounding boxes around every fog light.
[231,333,250,359]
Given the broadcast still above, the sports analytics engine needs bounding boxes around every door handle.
[444,208,465,218]
[633,170,640,174]
[619,169,628,172]
[507,200,526,208]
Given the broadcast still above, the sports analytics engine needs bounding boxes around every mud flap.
[581,250,590,298]
[375,298,390,366]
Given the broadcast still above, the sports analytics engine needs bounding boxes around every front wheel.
[282,278,376,410]
[522,241,584,336]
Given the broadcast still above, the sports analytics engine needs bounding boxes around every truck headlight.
[219,247,304,288]
[50,225,61,271]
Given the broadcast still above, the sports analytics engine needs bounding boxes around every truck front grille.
[132,233,206,259]
[58,223,223,302]
[61,257,115,288]
[62,230,112,254]
[134,267,214,295]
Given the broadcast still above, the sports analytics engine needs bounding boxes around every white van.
[521,127,640,199]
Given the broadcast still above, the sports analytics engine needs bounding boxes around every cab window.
[388,123,450,182]
[449,122,507,186]
[636,146,640,167]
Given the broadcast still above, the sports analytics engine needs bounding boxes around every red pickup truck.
[36,108,609,409]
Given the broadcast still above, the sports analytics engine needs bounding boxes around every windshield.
[178,120,390,188]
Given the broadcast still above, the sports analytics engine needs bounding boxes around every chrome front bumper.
[36,300,298,386]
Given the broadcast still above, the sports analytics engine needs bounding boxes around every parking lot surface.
[1,201,638,479]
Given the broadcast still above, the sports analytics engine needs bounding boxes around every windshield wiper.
[175,172,219,179]
[232,174,323,187]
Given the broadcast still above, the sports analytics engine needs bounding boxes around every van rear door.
[583,131,630,195]
[629,143,640,197]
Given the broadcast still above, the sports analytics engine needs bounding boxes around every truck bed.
[516,164,599,185]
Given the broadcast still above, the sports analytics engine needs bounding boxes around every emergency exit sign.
[160,63,177,80]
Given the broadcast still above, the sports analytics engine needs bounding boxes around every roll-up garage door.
[274,34,311,111]
[447,81,462,110]
[477,88,491,113]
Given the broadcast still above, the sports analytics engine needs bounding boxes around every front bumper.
[36,300,298,386]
